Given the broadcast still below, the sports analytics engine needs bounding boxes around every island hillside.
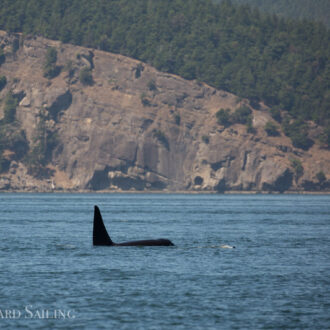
[0,31,329,192]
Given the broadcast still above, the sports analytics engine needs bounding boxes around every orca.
[93,205,174,246]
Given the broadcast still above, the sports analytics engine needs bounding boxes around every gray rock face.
[0,31,329,192]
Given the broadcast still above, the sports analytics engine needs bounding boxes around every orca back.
[116,239,174,246]
[93,205,174,246]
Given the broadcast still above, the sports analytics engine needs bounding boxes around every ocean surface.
[0,193,329,329]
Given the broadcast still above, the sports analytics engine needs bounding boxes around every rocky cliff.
[0,31,329,192]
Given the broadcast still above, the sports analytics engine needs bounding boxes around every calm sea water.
[0,193,329,329]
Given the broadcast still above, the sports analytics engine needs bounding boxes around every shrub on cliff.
[24,111,57,178]
[282,118,314,150]
[216,106,255,133]
[0,127,8,173]
[319,125,330,147]
[153,129,169,150]
[43,47,60,79]
[270,108,282,123]
[0,156,10,173]
[147,79,157,91]
[216,108,231,127]
[174,114,181,125]
[0,49,5,65]
[0,75,6,91]
[202,135,209,144]
[316,171,326,183]
[3,92,17,124]
[3,126,28,159]
[64,60,75,79]
[12,38,19,53]
[135,64,144,79]
[0,120,29,167]
[290,158,304,182]
[232,106,252,125]
[79,67,93,86]
[140,93,151,106]
[246,116,256,134]
[265,121,280,136]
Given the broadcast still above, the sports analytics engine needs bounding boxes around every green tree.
[0,75,6,91]
[270,107,282,122]
[12,38,19,53]
[79,67,93,86]
[25,110,57,177]
[147,79,157,91]
[64,60,74,78]
[216,108,231,127]
[316,171,326,183]
[215,0,330,28]
[43,47,59,78]
[232,106,252,124]
[0,0,329,128]
[246,116,256,134]
[265,121,279,136]
[290,158,304,182]
[282,118,314,150]
[0,48,5,65]
[0,126,5,172]
[174,114,181,125]
[319,125,330,147]
[3,92,17,123]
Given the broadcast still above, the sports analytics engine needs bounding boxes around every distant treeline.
[215,0,330,28]
[0,0,329,128]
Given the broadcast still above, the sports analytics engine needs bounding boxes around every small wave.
[196,244,236,249]
[55,244,77,250]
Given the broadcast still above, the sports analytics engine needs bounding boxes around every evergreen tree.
[0,0,328,130]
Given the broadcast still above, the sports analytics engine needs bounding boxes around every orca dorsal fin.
[93,205,113,246]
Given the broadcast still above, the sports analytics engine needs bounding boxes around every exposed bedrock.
[0,31,329,192]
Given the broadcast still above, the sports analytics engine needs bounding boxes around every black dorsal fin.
[93,205,113,246]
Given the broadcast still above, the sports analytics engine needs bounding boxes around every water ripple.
[0,193,329,329]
